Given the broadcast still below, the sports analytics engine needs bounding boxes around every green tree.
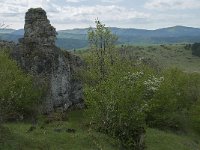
[83,59,156,149]
[88,19,118,79]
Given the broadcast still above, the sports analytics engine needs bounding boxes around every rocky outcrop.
[19,8,56,46]
[0,8,84,113]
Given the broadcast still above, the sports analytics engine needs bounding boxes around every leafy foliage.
[192,43,200,57]
[88,19,118,79]
[82,50,159,149]
[83,20,200,149]
[81,46,200,149]
[146,69,200,132]
[0,51,44,121]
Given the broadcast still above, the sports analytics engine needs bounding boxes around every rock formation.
[20,8,56,46]
[0,8,84,113]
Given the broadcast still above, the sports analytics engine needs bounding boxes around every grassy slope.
[78,44,200,72]
[1,110,200,150]
[125,44,200,73]
[0,110,118,150]
[146,128,200,150]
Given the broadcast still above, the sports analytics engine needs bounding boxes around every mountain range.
[0,26,200,50]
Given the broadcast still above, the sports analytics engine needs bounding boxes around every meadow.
[1,110,200,150]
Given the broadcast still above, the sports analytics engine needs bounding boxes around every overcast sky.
[0,0,200,30]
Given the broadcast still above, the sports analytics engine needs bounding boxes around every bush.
[84,60,159,149]
[189,100,200,134]
[0,51,44,121]
[192,43,200,57]
[188,73,200,134]
[146,69,200,131]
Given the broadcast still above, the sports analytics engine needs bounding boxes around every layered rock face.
[1,8,84,113]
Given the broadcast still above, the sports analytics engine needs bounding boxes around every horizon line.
[2,25,200,31]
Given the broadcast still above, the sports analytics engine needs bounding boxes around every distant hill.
[0,28,15,34]
[0,26,200,49]
[11,29,24,35]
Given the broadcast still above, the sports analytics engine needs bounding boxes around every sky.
[0,0,200,30]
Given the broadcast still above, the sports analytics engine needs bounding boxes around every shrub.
[188,73,200,134]
[189,100,200,134]
[191,43,200,57]
[84,61,159,149]
[0,51,44,121]
[146,69,200,131]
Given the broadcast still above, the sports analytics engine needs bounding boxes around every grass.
[123,44,200,73]
[1,110,200,150]
[146,128,200,150]
[0,110,119,150]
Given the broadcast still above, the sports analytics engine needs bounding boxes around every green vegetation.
[189,99,200,135]
[115,44,200,72]
[1,111,200,150]
[1,21,200,150]
[81,50,200,149]
[0,110,119,150]
[86,20,148,149]
[0,50,44,121]
[80,21,200,149]
[146,128,200,150]
[88,19,118,79]
[192,43,200,57]
[146,69,200,131]
[84,64,149,149]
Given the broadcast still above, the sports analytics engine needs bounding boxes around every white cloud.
[50,5,149,22]
[0,0,28,14]
[0,0,199,29]
[65,0,85,3]
[0,0,150,29]
[145,0,200,10]
[65,0,122,3]
[28,0,43,8]
[101,0,122,3]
